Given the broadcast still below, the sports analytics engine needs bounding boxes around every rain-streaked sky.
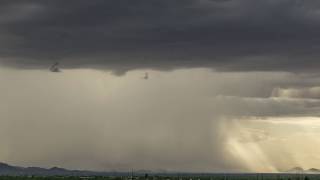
[1,0,320,173]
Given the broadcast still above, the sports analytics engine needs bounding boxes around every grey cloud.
[1,0,320,73]
[272,86,320,99]
[214,96,320,117]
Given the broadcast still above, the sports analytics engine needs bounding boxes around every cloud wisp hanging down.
[1,0,320,73]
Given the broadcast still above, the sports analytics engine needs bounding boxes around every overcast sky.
[1,0,320,172]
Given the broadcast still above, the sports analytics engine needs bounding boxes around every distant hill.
[286,167,304,173]
[285,167,320,174]
[306,168,320,173]
[0,162,174,176]
[0,162,126,176]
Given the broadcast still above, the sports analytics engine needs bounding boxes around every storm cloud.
[1,0,320,73]
[2,0,320,173]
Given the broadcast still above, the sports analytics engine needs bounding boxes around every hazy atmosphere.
[1,0,320,173]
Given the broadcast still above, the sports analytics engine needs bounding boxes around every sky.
[1,0,320,173]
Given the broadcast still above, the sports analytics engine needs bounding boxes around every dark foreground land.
[0,174,319,180]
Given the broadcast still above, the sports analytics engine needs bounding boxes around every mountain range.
[0,162,320,176]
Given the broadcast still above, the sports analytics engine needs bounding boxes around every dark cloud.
[1,0,320,73]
